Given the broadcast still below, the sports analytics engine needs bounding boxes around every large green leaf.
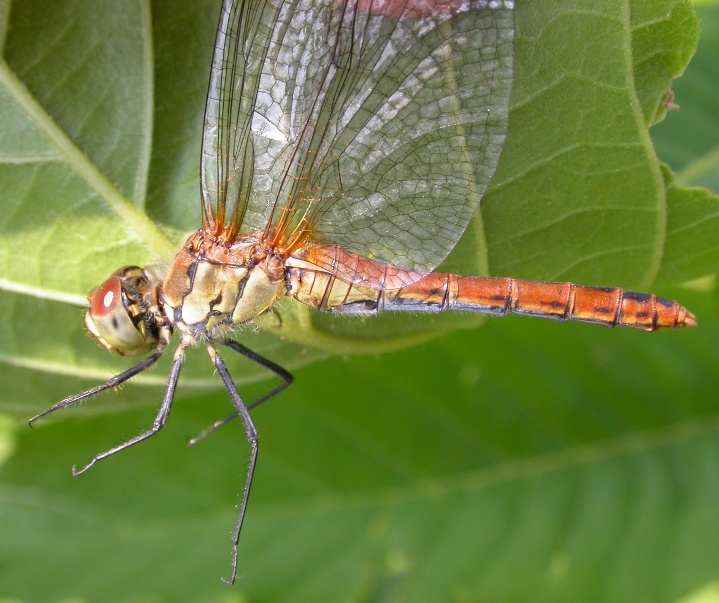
[1,0,718,602]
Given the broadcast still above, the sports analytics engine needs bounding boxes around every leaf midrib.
[0,56,174,268]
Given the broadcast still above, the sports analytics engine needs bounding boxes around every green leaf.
[1,1,718,602]
[481,0,701,292]
[657,165,719,285]
[652,2,719,286]
[653,2,719,191]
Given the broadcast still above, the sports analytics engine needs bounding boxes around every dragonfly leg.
[72,344,186,476]
[206,343,259,586]
[28,351,164,427]
[187,339,293,446]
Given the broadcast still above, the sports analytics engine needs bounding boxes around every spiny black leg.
[223,340,293,409]
[72,344,186,476]
[188,339,293,445]
[206,343,257,585]
[29,351,164,427]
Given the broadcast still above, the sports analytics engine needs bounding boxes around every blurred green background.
[1,0,718,601]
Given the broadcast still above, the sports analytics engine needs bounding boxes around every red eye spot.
[89,276,122,318]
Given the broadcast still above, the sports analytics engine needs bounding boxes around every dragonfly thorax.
[160,230,287,343]
[85,266,170,357]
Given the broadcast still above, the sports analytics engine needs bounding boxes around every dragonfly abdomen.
[289,264,695,331]
[386,274,695,331]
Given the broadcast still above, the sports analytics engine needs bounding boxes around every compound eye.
[88,274,123,320]
[85,271,154,357]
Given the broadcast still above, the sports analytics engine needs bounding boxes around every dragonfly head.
[85,266,165,357]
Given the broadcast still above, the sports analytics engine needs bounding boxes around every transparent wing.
[201,0,514,273]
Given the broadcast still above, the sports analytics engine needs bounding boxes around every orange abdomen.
[288,254,695,330]
[386,274,695,331]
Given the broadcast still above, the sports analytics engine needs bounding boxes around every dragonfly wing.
[201,0,514,272]
[310,0,514,273]
[200,0,260,236]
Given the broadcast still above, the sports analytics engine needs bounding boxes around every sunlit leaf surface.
[0,0,718,601]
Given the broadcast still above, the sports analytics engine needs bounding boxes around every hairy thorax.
[160,230,287,343]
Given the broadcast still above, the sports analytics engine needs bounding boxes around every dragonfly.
[30,0,695,584]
